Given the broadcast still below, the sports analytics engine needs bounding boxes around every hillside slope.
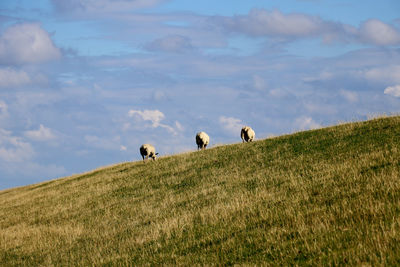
[1,116,400,265]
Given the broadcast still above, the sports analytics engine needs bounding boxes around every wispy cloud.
[128,109,166,127]
[84,135,122,150]
[128,109,182,135]
[1,161,66,187]
[212,8,400,46]
[50,0,167,15]
[295,116,321,130]
[145,35,194,53]
[25,125,57,142]
[218,9,330,38]
[0,100,8,119]
[219,116,243,136]
[252,75,268,91]
[1,0,399,189]
[0,129,34,162]
[0,68,48,88]
[339,89,358,103]
[363,65,400,84]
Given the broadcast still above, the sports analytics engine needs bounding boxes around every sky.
[0,0,399,189]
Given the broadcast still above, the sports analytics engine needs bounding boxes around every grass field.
[1,116,400,265]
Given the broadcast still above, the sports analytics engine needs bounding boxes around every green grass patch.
[1,116,400,265]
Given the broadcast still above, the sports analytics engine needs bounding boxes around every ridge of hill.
[1,116,400,265]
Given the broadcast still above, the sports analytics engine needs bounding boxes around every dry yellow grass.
[1,116,400,265]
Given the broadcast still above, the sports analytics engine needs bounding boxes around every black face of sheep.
[197,143,207,150]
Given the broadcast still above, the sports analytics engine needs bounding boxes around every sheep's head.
[152,152,159,160]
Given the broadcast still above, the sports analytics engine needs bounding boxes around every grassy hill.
[1,116,400,266]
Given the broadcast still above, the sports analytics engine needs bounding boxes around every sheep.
[196,131,209,150]
[139,144,158,161]
[241,126,255,143]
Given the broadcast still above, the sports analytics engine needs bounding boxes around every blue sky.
[0,0,399,189]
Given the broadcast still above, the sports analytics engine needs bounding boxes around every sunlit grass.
[1,116,400,265]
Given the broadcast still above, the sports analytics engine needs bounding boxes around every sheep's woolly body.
[140,144,158,161]
[196,132,210,150]
[241,126,255,142]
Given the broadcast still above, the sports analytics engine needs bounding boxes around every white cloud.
[0,23,61,65]
[128,109,165,127]
[0,68,48,88]
[339,89,358,103]
[25,125,57,142]
[0,129,34,162]
[120,145,127,151]
[128,109,183,135]
[384,85,400,97]
[294,116,321,130]
[219,116,243,136]
[359,19,400,46]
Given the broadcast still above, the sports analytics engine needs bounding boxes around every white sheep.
[196,131,209,150]
[139,144,158,161]
[241,126,255,142]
